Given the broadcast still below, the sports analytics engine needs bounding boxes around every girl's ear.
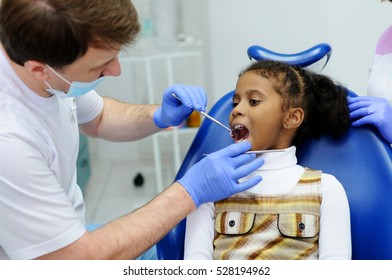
[283,107,304,129]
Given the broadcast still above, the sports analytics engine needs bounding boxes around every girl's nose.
[231,102,245,117]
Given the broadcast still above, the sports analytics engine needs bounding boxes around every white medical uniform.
[367,25,392,103]
[0,49,103,259]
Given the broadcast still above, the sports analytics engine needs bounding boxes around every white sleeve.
[318,174,352,260]
[184,202,215,260]
[76,90,104,124]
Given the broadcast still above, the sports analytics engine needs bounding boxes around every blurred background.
[81,0,392,225]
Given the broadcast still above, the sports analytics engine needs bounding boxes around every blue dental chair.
[156,44,392,260]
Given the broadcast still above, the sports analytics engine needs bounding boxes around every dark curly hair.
[239,60,350,147]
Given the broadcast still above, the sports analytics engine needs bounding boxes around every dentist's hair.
[240,60,350,147]
[0,0,140,68]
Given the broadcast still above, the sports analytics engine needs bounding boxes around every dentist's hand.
[177,141,264,208]
[153,85,207,128]
[349,96,392,143]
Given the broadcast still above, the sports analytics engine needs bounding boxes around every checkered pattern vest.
[213,168,322,260]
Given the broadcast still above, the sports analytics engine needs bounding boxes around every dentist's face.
[230,71,290,150]
[46,46,122,93]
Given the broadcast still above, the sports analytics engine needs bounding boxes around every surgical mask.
[45,65,105,98]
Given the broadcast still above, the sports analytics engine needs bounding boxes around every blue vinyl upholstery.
[156,44,392,260]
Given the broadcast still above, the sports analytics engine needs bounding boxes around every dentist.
[0,0,264,259]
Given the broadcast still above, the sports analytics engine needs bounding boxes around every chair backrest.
[297,89,392,260]
[156,88,392,260]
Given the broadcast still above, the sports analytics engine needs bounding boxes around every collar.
[256,146,297,171]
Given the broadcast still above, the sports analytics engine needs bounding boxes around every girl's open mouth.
[230,124,249,142]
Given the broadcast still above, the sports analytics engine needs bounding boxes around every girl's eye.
[232,99,240,107]
[249,99,261,106]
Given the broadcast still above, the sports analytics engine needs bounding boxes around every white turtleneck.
[184,146,351,260]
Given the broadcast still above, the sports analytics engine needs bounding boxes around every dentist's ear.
[283,107,304,129]
[24,60,50,81]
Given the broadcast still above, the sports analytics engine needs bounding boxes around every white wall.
[200,0,392,103]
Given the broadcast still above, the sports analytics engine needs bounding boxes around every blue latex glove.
[348,96,392,143]
[153,85,207,128]
[177,141,264,208]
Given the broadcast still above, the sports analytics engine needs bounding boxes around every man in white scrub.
[0,0,264,259]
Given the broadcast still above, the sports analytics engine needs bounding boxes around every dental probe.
[172,93,232,132]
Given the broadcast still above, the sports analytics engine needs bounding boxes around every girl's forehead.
[237,72,275,88]
[235,73,281,98]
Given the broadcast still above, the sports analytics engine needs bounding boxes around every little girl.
[184,60,351,260]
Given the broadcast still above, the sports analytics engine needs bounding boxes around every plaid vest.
[213,168,322,260]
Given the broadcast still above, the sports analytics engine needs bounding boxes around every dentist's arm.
[37,141,264,259]
[80,84,207,141]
